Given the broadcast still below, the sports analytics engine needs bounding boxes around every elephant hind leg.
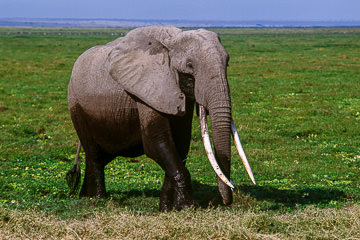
[79,146,109,198]
[70,105,110,198]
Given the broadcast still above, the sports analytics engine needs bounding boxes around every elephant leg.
[70,107,108,198]
[170,99,195,161]
[159,173,175,211]
[159,119,189,211]
[168,101,197,209]
[156,159,175,211]
[137,102,195,211]
[79,145,107,198]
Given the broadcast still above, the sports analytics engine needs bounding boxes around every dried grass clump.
[1,204,360,239]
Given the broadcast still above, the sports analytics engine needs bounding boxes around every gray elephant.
[66,26,255,211]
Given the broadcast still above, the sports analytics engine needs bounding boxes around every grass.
[0,27,360,239]
[1,204,360,239]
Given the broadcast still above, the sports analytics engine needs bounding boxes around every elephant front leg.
[159,174,174,211]
[160,171,196,211]
[137,103,195,211]
[171,169,195,210]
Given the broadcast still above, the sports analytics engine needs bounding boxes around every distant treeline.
[0,30,127,36]
[1,18,360,29]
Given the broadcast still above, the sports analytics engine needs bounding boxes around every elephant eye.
[186,61,193,69]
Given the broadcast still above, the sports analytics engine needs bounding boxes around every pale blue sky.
[0,0,359,21]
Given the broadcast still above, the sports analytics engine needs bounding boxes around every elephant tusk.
[231,118,256,185]
[199,105,235,189]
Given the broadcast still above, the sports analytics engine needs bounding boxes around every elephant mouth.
[198,105,256,189]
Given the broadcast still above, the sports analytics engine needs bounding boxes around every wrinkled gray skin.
[68,26,232,211]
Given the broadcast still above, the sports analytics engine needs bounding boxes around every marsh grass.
[0,28,360,238]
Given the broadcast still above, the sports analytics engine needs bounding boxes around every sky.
[0,0,359,22]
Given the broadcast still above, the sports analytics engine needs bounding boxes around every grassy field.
[0,27,360,239]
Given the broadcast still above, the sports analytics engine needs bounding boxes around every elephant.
[66,26,255,211]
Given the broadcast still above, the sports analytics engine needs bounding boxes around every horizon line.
[2,17,360,23]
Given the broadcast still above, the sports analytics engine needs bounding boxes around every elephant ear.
[108,33,185,116]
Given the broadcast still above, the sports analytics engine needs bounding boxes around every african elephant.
[66,26,255,211]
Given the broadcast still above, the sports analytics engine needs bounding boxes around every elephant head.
[108,26,255,205]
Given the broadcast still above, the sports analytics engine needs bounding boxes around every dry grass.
[1,203,360,239]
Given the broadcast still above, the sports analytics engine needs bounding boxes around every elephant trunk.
[198,73,256,205]
[204,73,233,205]
[208,99,233,205]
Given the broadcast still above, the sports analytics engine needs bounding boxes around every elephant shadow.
[108,182,347,210]
[191,182,347,209]
[107,181,224,209]
[236,184,347,210]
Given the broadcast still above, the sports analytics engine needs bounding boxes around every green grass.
[0,28,360,239]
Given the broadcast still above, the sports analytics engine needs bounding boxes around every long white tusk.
[199,105,234,189]
[231,118,256,185]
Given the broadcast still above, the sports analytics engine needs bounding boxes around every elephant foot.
[159,190,174,211]
[79,189,107,199]
[80,191,107,199]
[159,198,174,211]
[159,186,197,211]
[79,180,107,199]
[159,174,175,211]
[173,187,198,211]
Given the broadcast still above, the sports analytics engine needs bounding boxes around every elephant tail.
[66,140,82,195]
